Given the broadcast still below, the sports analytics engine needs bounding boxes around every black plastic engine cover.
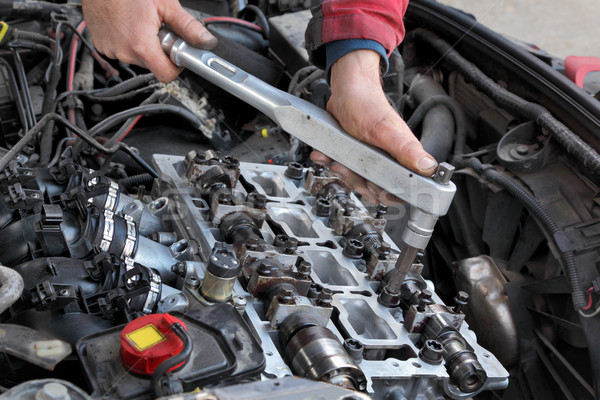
[76,305,265,399]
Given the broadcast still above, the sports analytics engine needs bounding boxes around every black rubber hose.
[406,73,455,162]
[91,73,155,98]
[412,28,600,176]
[406,94,467,160]
[12,29,52,45]
[118,173,153,190]
[88,104,203,138]
[469,157,586,310]
[39,62,62,164]
[151,323,192,397]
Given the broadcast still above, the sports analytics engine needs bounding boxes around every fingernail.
[199,31,217,48]
[418,156,437,172]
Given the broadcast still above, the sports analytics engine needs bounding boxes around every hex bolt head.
[222,155,240,168]
[344,201,356,216]
[343,238,364,259]
[378,241,391,260]
[257,261,272,276]
[417,289,433,312]
[233,295,247,308]
[453,291,469,313]
[317,288,333,307]
[278,288,294,304]
[36,382,70,400]
[313,164,325,176]
[218,191,232,204]
[284,237,299,254]
[171,262,187,277]
[245,238,259,251]
[285,162,304,179]
[314,197,331,217]
[375,203,388,219]
[297,261,312,279]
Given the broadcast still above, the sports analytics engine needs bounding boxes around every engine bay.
[0,1,599,399]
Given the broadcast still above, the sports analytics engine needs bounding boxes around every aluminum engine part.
[152,154,509,399]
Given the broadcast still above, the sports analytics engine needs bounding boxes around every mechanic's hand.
[81,0,217,82]
[311,49,437,204]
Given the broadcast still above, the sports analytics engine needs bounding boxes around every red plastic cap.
[565,56,600,88]
[119,313,188,376]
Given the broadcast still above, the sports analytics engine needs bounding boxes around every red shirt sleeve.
[305,0,409,67]
[320,0,408,56]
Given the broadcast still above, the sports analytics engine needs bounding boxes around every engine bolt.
[278,288,294,304]
[284,237,298,254]
[419,339,444,365]
[257,261,272,276]
[313,164,325,176]
[218,191,232,205]
[317,288,333,307]
[417,289,433,312]
[344,201,356,216]
[59,289,69,297]
[314,197,331,217]
[222,155,239,168]
[297,261,312,280]
[344,338,364,363]
[273,234,288,248]
[254,194,267,209]
[375,203,388,219]
[343,238,364,259]
[171,262,186,277]
[246,238,260,251]
[285,162,304,180]
[378,241,391,260]
[453,291,469,314]
[516,144,529,155]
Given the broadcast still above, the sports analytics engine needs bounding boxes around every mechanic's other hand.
[81,0,217,82]
[311,50,437,203]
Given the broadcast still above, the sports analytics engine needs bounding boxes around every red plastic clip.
[565,56,600,88]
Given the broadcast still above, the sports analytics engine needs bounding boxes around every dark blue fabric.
[325,39,389,78]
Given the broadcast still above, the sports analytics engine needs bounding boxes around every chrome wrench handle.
[159,28,456,250]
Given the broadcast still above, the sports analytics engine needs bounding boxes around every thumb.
[162,0,218,49]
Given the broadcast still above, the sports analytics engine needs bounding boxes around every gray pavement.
[438,0,600,59]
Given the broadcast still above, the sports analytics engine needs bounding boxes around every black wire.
[61,21,96,54]
[85,85,159,102]
[105,91,161,147]
[88,104,203,138]
[11,49,36,126]
[203,19,265,35]
[239,4,270,38]
[7,41,54,56]
[469,158,586,310]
